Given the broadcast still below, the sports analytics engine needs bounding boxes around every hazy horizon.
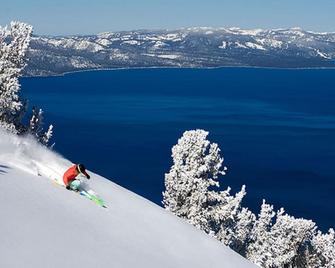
[1,0,334,35]
[29,25,335,37]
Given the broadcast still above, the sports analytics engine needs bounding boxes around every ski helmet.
[77,163,86,174]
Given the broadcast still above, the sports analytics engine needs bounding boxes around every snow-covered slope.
[26,27,335,76]
[0,131,256,268]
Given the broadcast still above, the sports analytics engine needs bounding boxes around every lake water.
[21,68,335,231]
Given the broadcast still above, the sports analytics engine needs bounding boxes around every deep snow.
[0,130,256,268]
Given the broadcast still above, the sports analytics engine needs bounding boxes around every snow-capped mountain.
[25,27,335,76]
[0,130,256,268]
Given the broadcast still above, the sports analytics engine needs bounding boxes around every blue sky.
[1,0,334,35]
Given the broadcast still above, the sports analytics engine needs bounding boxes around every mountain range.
[25,27,335,76]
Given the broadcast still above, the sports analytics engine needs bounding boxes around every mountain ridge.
[25,27,335,76]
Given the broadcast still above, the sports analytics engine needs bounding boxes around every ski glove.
[66,185,71,190]
[87,175,90,179]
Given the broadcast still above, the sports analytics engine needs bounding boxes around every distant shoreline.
[23,65,335,78]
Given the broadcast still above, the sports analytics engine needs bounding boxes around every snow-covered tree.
[29,107,43,135]
[214,185,254,251]
[0,21,32,132]
[247,201,318,268]
[267,209,316,268]
[163,129,227,231]
[41,124,53,146]
[29,107,53,145]
[228,207,256,255]
[163,129,253,248]
[305,228,335,268]
[163,130,335,267]
[0,21,53,145]
[246,200,276,265]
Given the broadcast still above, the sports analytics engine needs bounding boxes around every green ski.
[79,190,107,208]
[53,179,107,208]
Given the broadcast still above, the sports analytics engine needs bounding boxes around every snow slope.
[26,27,335,76]
[0,131,256,268]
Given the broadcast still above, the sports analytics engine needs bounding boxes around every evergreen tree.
[229,207,256,255]
[41,124,53,146]
[305,228,335,268]
[28,107,53,145]
[163,130,335,267]
[214,185,250,248]
[267,209,316,267]
[0,21,53,145]
[247,200,276,266]
[163,129,252,247]
[0,21,32,132]
[162,129,227,231]
[247,202,317,268]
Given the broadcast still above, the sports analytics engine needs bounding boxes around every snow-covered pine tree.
[0,21,53,145]
[162,129,227,232]
[162,130,335,267]
[267,208,316,268]
[305,228,335,268]
[213,185,252,249]
[0,21,32,132]
[227,206,256,255]
[41,124,53,146]
[29,107,43,135]
[246,200,276,266]
[28,107,53,145]
[162,129,254,248]
[247,201,318,268]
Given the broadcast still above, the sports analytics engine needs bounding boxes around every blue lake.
[21,68,335,231]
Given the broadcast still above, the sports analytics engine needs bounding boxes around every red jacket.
[63,165,89,186]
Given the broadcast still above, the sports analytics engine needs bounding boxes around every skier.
[63,164,90,191]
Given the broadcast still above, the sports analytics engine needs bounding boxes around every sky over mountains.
[1,0,334,35]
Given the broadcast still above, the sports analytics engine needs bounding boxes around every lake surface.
[21,68,335,231]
